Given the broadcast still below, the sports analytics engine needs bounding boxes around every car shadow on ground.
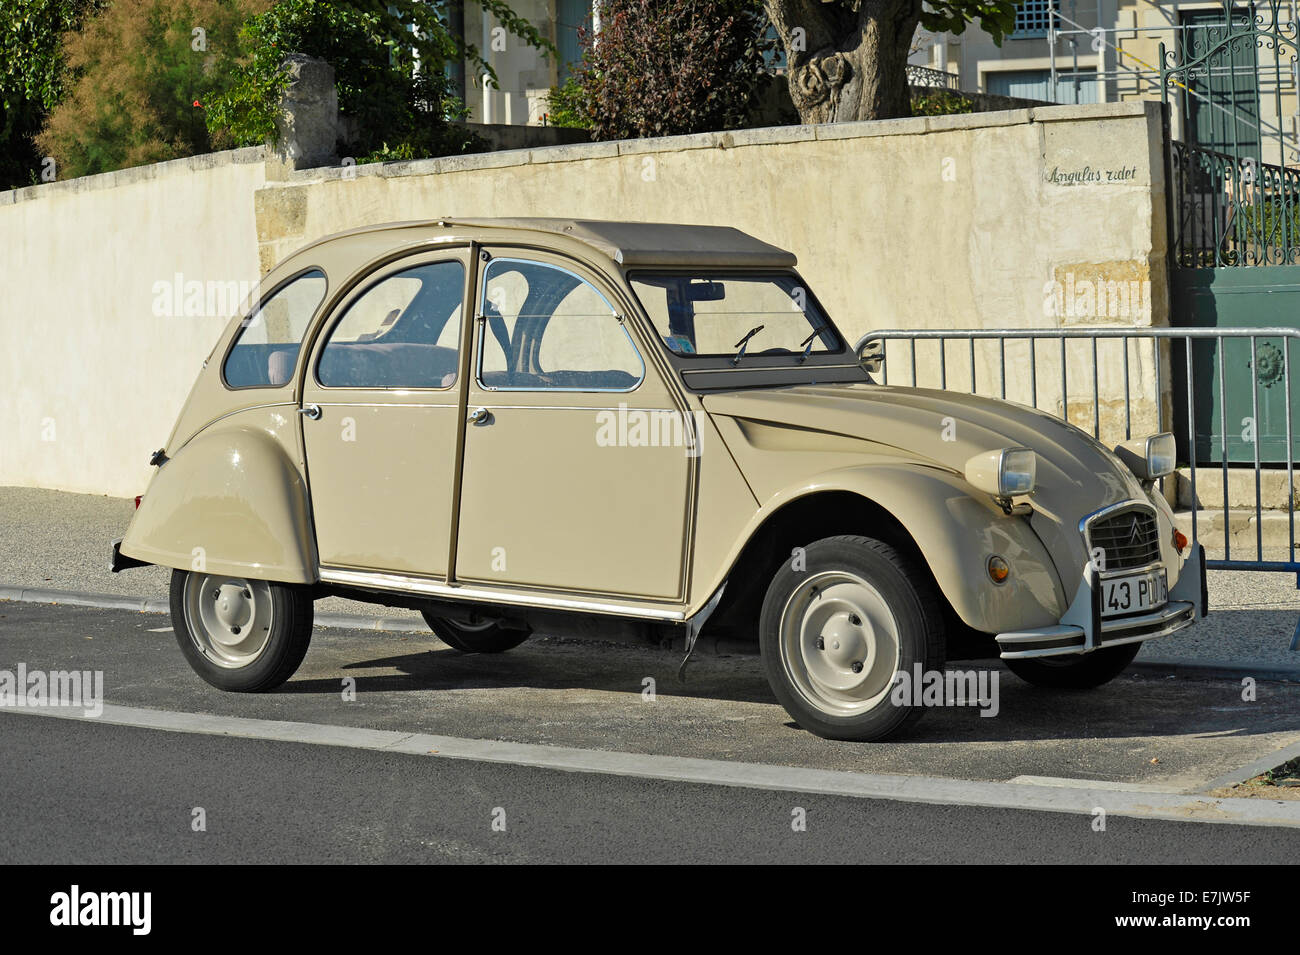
[274,632,1300,747]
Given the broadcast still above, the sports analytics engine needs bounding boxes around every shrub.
[544,75,591,130]
[572,0,773,140]
[206,0,548,163]
[0,0,102,188]
[910,89,975,116]
[36,0,267,180]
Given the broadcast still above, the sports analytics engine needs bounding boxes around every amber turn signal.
[987,555,1010,584]
[1172,529,1188,554]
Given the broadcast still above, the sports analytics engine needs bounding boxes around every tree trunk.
[765,0,921,124]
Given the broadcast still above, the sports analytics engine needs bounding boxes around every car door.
[301,249,472,577]
[455,249,693,600]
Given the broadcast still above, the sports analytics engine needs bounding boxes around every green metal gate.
[1164,0,1300,464]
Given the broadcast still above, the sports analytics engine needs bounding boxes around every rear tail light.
[134,495,143,509]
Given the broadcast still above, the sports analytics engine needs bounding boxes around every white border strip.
[8,703,1300,829]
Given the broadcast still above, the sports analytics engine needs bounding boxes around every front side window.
[223,269,327,388]
[317,261,465,389]
[630,271,843,362]
[478,258,644,391]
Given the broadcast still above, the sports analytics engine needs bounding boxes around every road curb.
[12,701,1300,829]
[1131,657,1300,682]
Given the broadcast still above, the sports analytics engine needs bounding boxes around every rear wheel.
[1004,642,1141,689]
[759,535,944,742]
[170,569,313,692]
[421,612,531,653]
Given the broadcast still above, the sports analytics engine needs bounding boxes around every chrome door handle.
[298,404,322,420]
[467,406,491,424]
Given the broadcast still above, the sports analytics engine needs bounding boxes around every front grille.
[1087,506,1161,571]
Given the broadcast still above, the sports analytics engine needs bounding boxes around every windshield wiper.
[798,326,824,363]
[731,325,765,365]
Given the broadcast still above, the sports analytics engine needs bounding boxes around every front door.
[301,250,471,576]
[455,250,693,600]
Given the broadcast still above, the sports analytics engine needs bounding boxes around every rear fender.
[119,426,317,584]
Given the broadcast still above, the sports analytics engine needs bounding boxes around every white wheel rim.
[778,570,901,717]
[183,574,274,668]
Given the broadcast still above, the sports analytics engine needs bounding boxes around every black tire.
[422,612,531,653]
[759,535,945,742]
[1004,642,1141,689]
[170,568,313,692]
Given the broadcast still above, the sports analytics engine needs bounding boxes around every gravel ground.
[3,485,1300,669]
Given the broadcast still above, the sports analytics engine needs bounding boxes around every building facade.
[914,0,1300,167]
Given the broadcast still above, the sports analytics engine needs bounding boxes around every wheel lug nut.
[851,661,863,673]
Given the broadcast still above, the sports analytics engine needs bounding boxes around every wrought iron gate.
[1164,1,1300,464]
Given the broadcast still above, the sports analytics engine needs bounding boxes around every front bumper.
[995,543,1207,660]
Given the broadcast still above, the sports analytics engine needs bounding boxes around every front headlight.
[964,447,1037,499]
[1115,432,1176,481]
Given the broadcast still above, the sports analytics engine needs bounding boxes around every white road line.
[6,702,1300,828]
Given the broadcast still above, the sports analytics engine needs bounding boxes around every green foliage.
[544,75,592,130]
[573,0,774,140]
[920,0,1018,47]
[208,0,547,163]
[0,0,101,188]
[909,89,975,116]
[36,0,267,181]
[1237,196,1300,252]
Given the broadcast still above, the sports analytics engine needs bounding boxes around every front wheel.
[759,535,945,742]
[1004,642,1141,689]
[170,569,313,692]
[421,612,531,653]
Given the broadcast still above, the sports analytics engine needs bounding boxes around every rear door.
[301,249,472,577]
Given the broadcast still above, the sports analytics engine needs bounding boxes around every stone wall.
[0,102,1169,496]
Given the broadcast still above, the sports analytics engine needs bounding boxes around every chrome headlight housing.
[964,447,1037,499]
[1115,432,1176,481]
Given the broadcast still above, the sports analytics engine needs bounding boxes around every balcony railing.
[906,65,959,90]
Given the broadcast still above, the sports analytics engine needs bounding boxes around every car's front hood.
[703,383,1149,521]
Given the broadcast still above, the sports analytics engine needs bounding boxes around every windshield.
[629,272,843,361]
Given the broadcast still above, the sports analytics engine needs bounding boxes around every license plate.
[1101,569,1168,618]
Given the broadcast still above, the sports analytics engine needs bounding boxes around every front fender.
[119,426,317,584]
[716,464,1069,635]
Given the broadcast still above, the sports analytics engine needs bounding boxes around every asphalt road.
[4,601,1300,789]
[3,599,1300,863]
[5,711,1299,864]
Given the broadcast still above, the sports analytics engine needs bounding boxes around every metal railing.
[857,326,1300,645]
[906,65,960,90]
[1171,141,1300,266]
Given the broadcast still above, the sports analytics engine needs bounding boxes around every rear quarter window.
[223,269,328,389]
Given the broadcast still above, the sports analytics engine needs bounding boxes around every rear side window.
[317,261,465,389]
[223,270,327,388]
